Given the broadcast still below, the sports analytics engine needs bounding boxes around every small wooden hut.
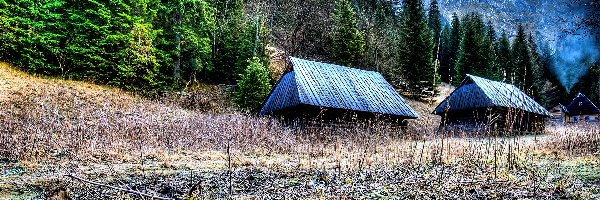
[560,93,600,123]
[433,74,551,132]
[259,57,419,123]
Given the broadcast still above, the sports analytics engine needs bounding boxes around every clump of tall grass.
[542,123,600,155]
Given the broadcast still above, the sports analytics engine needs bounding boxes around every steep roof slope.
[260,57,419,119]
[433,74,551,117]
[563,93,600,115]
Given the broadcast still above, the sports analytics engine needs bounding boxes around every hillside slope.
[0,62,295,161]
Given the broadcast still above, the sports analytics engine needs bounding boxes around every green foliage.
[511,24,534,90]
[157,0,216,86]
[428,0,441,62]
[353,0,401,80]
[397,0,435,98]
[234,57,272,112]
[454,13,485,83]
[212,0,267,84]
[454,13,500,84]
[332,0,365,67]
[483,21,500,80]
[0,0,226,94]
[448,13,462,83]
[497,31,511,81]
[527,33,545,102]
[438,25,452,82]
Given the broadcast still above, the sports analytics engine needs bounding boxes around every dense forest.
[0,0,598,110]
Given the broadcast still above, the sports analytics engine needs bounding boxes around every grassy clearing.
[0,62,599,199]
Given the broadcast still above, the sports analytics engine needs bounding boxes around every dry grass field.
[0,62,599,199]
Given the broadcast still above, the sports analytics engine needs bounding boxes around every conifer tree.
[398,0,435,97]
[235,57,272,112]
[212,0,258,83]
[527,33,544,101]
[158,0,216,85]
[483,21,499,80]
[454,13,485,83]
[511,24,533,90]
[439,25,452,82]
[332,0,365,67]
[428,0,441,63]
[448,13,462,83]
[497,31,511,81]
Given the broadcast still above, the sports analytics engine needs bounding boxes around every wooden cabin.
[560,93,600,123]
[259,57,419,123]
[433,74,551,133]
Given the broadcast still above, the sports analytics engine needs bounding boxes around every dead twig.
[66,174,174,200]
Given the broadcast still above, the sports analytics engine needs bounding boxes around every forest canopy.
[0,0,597,107]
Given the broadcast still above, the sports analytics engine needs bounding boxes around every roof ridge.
[291,57,381,75]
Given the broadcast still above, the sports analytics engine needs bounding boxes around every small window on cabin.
[585,116,590,121]
[574,116,579,121]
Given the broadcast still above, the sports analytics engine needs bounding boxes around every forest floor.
[0,62,599,199]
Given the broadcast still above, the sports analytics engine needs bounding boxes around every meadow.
[0,62,598,199]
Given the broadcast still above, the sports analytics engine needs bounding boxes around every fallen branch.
[66,174,174,200]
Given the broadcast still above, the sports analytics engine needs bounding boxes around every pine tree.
[527,33,544,102]
[398,0,435,98]
[212,0,258,83]
[158,0,216,86]
[497,31,511,81]
[332,0,365,67]
[483,21,499,80]
[427,0,441,64]
[448,13,462,83]
[235,57,272,112]
[439,25,452,82]
[454,13,486,83]
[511,24,533,91]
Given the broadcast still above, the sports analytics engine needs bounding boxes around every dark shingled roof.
[259,57,419,119]
[433,74,551,117]
[562,93,600,115]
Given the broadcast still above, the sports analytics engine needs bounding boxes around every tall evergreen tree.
[427,0,441,65]
[527,33,544,101]
[511,24,533,91]
[332,0,365,67]
[497,31,511,81]
[212,0,258,83]
[157,0,216,86]
[439,25,452,82]
[448,13,462,83]
[483,21,499,80]
[454,13,486,83]
[397,0,435,97]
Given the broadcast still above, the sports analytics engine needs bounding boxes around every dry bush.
[543,123,600,154]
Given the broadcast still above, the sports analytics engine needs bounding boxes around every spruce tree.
[398,0,435,98]
[454,13,485,83]
[527,34,544,101]
[212,0,258,83]
[235,57,272,112]
[332,0,365,67]
[511,24,533,90]
[449,13,462,83]
[483,21,499,80]
[497,31,511,81]
[439,25,452,83]
[427,0,441,64]
[159,0,216,85]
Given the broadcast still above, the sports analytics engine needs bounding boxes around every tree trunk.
[173,10,182,84]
